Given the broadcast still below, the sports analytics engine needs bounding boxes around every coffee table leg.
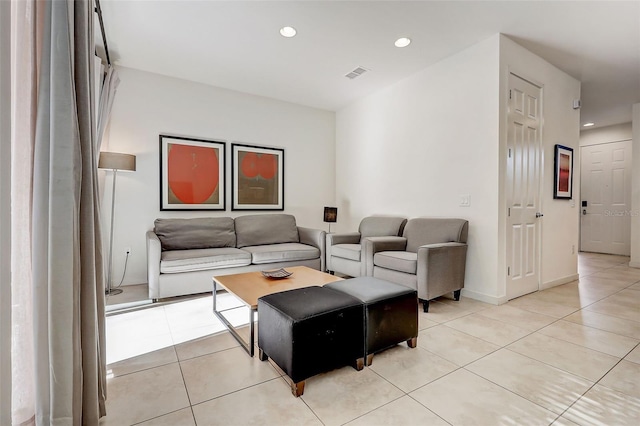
[212,279,217,311]
[212,279,256,357]
[249,308,255,357]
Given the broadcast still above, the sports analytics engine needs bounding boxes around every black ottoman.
[326,277,418,366]
[257,286,365,397]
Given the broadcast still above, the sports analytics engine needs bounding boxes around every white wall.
[580,122,632,147]
[337,35,502,302]
[498,36,582,292]
[0,0,12,420]
[336,34,581,304]
[105,67,336,286]
[631,104,640,268]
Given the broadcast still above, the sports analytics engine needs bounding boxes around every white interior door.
[580,140,632,255]
[506,74,543,300]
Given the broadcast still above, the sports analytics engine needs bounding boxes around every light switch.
[459,194,470,207]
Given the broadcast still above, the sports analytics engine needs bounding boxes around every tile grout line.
[412,297,620,419]
[363,351,455,426]
[551,340,640,423]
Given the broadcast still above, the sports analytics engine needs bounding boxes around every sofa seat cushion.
[243,243,320,265]
[331,244,361,261]
[160,248,251,273]
[374,251,417,274]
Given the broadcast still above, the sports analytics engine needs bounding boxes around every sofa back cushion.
[235,214,299,248]
[154,217,236,251]
[359,216,407,239]
[403,218,469,252]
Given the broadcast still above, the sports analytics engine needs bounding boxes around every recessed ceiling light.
[394,37,411,48]
[280,26,297,38]
[583,122,595,127]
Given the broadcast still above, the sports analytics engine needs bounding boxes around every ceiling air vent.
[345,66,369,80]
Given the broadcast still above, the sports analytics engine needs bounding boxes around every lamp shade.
[98,152,136,171]
[323,207,337,223]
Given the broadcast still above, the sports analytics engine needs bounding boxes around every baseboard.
[460,288,507,306]
[541,273,579,291]
[629,261,640,269]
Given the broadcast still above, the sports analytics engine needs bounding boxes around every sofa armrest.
[146,230,162,300]
[325,232,361,272]
[363,236,408,276]
[364,236,407,252]
[298,226,327,272]
[416,242,468,301]
[326,232,361,246]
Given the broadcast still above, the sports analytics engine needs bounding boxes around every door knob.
[536,212,544,218]
[582,209,587,215]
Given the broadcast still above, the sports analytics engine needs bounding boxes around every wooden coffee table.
[212,266,343,356]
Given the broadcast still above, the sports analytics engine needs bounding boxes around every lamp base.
[106,288,123,296]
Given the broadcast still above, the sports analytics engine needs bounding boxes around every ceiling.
[97,1,640,129]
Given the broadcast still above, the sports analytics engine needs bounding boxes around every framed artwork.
[231,143,284,210]
[159,135,225,210]
[553,144,573,199]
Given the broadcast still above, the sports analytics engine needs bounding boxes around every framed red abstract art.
[231,143,284,210]
[160,135,226,210]
[553,144,573,199]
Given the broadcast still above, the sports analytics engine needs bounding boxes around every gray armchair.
[368,218,469,312]
[325,216,407,277]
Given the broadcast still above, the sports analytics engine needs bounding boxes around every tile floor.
[101,253,640,425]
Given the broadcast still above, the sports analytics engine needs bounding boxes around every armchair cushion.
[403,218,468,252]
[331,244,361,261]
[359,216,408,239]
[374,251,417,275]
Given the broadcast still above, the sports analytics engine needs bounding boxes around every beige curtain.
[1,0,14,422]
[12,0,107,423]
[11,0,39,423]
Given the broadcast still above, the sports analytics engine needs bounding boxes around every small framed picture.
[553,144,573,199]
[159,135,226,210]
[231,143,284,210]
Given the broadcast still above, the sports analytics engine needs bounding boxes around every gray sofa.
[367,218,469,312]
[146,214,326,300]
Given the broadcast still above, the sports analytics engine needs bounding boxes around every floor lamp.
[99,152,136,296]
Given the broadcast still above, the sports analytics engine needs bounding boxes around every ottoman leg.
[258,348,268,361]
[365,353,374,367]
[291,381,305,397]
[354,357,365,371]
[407,337,417,348]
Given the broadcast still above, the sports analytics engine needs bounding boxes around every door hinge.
[507,266,511,276]
[508,148,512,158]
[509,89,512,100]
[508,208,511,217]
